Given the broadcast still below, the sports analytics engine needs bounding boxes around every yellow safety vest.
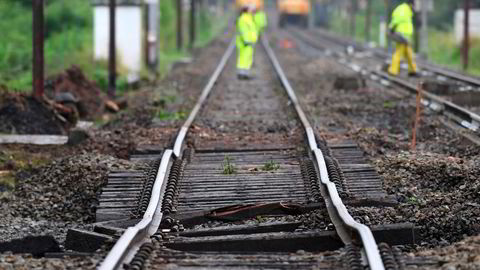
[254,11,267,33]
[389,3,414,38]
[237,13,258,45]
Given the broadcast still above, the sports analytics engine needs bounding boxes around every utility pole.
[349,0,357,38]
[190,0,196,49]
[176,0,183,50]
[463,0,470,70]
[420,0,428,57]
[365,0,372,43]
[223,0,228,12]
[108,0,116,98]
[33,0,44,98]
[385,0,393,52]
[146,0,158,69]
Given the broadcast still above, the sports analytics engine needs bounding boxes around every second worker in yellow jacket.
[254,9,267,35]
[236,5,258,80]
[388,0,418,77]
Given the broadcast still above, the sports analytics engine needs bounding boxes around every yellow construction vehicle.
[277,0,310,28]
[235,0,264,10]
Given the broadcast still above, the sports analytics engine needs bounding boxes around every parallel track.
[98,36,396,270]
[310,28,480,89]
[289,28,480,140]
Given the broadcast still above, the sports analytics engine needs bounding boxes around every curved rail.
[101,35,385,270]
[99,150,172,270]
[100,40,235,270]
[261,35,385,270]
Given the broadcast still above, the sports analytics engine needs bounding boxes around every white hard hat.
[246,3,256,12]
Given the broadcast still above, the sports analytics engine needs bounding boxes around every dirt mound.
[0,91,66,135]
[47,66,105,120]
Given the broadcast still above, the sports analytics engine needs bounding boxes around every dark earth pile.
[47,66,105,119]
[0,90,66,135]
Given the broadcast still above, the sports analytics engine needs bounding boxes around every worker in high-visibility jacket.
[254,8,268,35]
[387,0,418,77]
[236,5,258,80]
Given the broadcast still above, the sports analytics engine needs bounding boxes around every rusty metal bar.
[463,0,470,70]
[33,0,44,98]
[108,0,116,98]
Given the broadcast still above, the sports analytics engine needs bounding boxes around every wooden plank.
[0,135,68,145]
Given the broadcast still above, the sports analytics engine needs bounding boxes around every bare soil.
[0,91,67,135]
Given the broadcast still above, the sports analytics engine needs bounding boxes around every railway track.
[90,36,422,270]
[309,28,480,91]
[288,28,480,143]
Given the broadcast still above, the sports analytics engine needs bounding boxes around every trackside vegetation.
[0,0,228,92]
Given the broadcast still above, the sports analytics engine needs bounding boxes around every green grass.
[262,159,280,171]
[222,156,236,175]
[328,9,381,45]
[157,5,230,76]
[155,110,187,121]
[0,0,95,92]
[427,30,480,76]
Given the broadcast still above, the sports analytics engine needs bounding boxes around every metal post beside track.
[190,0,196,49]
[463,0,470,71]
[177,0,183,50]
[33,0,44,98]
[108,0,116,98]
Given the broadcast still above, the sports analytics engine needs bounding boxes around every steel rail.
[261,35,385,270]
[99,150,173,270]
[311,28,480,88]
[373,70,480,131]
[173,40,236,157]
[290,29,480,132]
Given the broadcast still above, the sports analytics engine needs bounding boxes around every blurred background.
[0,0,228,93]
[315,0,480,75]
[1,0,480,94]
